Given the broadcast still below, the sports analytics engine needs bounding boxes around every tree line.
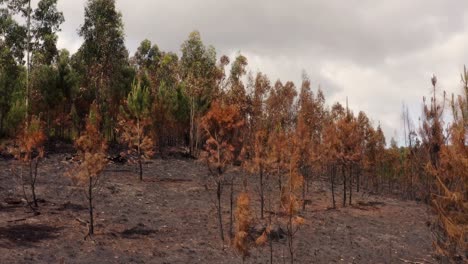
[0,0,466,262]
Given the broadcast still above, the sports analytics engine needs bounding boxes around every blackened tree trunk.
[349,165,352,206]
[0,113,4,136]
[29,160,38,207]
[30,159,39,207]
[88,176,94,236]
[189,98,195,157]
[330,165,336,209]
[138,156,143,181]
[342,165,347,207]
[288,212,294,264]
[260,165,265,219]
[138,121,143,181]
[269,213,273,264]
[356,167,360,193]
[277,164,282,200]
[409,166,414,200]
[216,179,224,242]
[302,167,307,211]
[229,177,234,240]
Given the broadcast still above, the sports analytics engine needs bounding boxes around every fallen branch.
[414,258,436,264]
[6,218,27,223]
[398,258,427,264]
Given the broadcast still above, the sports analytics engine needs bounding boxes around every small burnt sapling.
[10,115,46,210]
[282,133,306,264]
[68,103,108,237]
[200,100,245,244]
[117,79,154,181]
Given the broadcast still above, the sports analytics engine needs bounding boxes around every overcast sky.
[49,0,468,144]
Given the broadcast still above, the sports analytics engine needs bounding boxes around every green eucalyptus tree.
[0,2,26,135]
[79,0,131,140]
[180,31,217,156]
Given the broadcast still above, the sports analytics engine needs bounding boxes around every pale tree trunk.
[25,0,31,117]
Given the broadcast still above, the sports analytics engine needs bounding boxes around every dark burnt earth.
[0,154,435,263]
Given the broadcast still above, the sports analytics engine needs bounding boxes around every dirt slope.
[0,155,436,263]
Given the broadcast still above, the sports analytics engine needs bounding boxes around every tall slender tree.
[1,0,63,125]
[79,0,130,139]
[180,31,217,156]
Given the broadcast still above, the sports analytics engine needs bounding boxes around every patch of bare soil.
[0,154,436,263]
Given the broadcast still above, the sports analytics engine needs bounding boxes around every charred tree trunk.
[189,97,195,157]
[138,121,143,181]
[229,177,234,240]
[288,212,294,264]
[269,213,273,264]
[88,176,94,236]
[356,167,360,193]
[0,112,4,136]
[277,164,282,199]
[216,179,224,242]
[409,166,414,200]
[260,165,265,219]
[194,121,200,158]
[302,167,307,211]
[349,165,352,206]
[342,165,347,207]
[366,170,370,190]
[29,160,38,207]
[330,165,336,209]
[138,157,143,181]
[30,159,39,207]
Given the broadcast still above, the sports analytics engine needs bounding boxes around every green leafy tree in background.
[31,0,64,65]
[0,50,25,136]
[0,0,63,136]
[79,0,132,140]
[0,2,26,135]
[180,31,217,157]
[132,39,188,153]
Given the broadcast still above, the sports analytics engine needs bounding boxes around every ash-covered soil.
[0,154,436,263]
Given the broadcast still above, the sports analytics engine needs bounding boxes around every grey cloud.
[49,0,468,144]
[56,1,468,63]
[113,1,468,64]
